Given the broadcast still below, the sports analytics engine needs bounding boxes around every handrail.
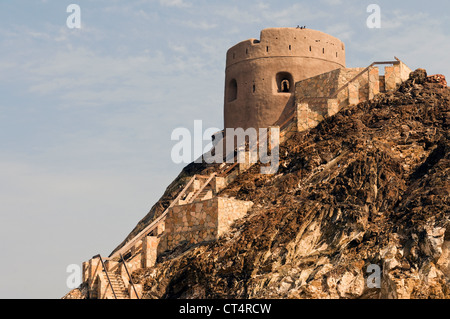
[188,173,217,203]
[93,254,117,299]
[217,111,295,178]
[120,253,139,299]
[279,112,296,130]
[218,162,238,177]
[166,174,198,209]
[277,61,400,129]
[111,212,166,259]
[110,174,198,259]
[329,60,399,99]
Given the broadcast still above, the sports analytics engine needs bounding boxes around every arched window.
[276,72,293,93]
[281,80,290,92]
[228,79,237,102]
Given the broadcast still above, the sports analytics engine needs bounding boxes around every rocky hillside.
[123,69,449,299]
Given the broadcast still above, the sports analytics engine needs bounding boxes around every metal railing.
[120,253,139,299]
[189,173,217,203]
[110,174,198,259]
[93,254,117,299]
[329,59,400,100]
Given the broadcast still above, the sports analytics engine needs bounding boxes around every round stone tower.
[224,28,346,130]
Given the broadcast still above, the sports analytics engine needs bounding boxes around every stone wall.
[385,61,412,91]
[294,64,410,131]
[295,68,341,99]
[295,67,372,110]
[158,197,253,254]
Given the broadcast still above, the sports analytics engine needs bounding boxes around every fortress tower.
[224,27,346,130]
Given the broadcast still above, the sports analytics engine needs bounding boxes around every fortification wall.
[295,67,378,130]
[295,61,411,132]
[385,62,412,91]
[158,197,253,254]
[224,28,346,130]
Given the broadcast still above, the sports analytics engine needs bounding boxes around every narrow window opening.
[309,46,312,51]
[253,84,256,93]
[246,48,248,55]
[323,48,325,54]
[228,79,238,102]
[336,52,338,57]
[281,80,290,92]
[289,45,291,50]
[276,72,294,94]
[266,46,269,52]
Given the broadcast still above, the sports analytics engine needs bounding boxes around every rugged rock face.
[125,69,449,299]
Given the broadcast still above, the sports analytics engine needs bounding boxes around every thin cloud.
[181,20,218,30]
[159,0,191,8]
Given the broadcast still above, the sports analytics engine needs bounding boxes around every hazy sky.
[0,0,449,298]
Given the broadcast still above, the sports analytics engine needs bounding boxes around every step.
[109,282,126,288]
[105,283,125,289]
[185,192,195,201]
[110,287,128,293]
[102,272,130,299]
[195,189,213,200]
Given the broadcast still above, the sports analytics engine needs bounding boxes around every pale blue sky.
[0,0,449,298]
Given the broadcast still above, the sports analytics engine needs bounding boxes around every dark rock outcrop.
[130,69,449,299]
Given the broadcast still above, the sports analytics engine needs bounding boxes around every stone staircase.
[105,271,129,299]
[193,188,212,202]
[177,175,216,205]
[83,254,141,299]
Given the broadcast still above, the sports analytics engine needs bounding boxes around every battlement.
[294,60,412,131]
[226,28,345,69]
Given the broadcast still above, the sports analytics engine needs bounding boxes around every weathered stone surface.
[62,282,88,299]
[160,197,253,254]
